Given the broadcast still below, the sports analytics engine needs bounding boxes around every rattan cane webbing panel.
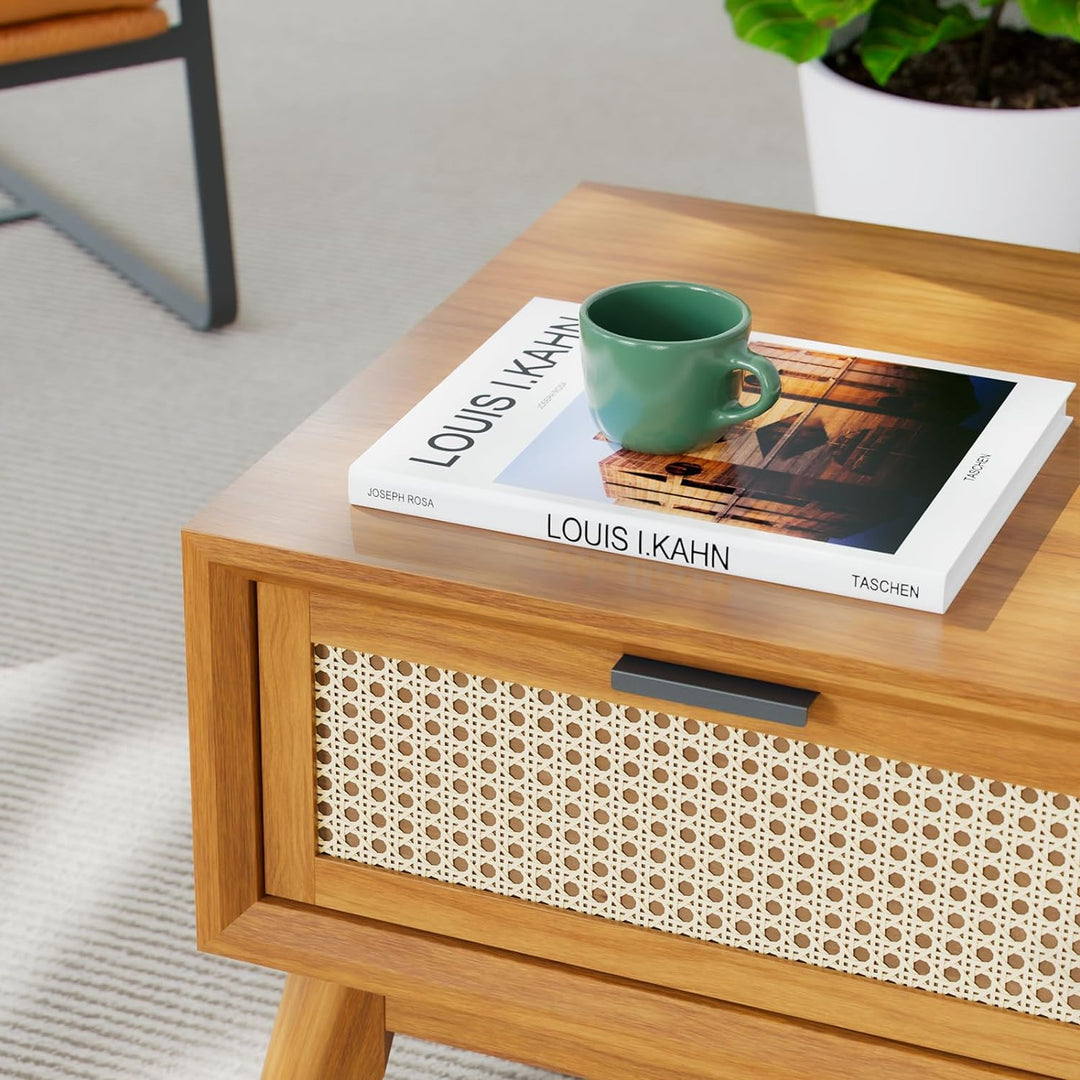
[312,645,1080,1025]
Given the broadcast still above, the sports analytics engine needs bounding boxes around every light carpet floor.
[0,1,810,1076]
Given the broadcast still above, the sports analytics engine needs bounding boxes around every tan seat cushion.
[0,0,156,27]
[0,7,167,64]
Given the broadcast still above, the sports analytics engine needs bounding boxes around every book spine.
[943,411,1072,609]
[349,466,947,613]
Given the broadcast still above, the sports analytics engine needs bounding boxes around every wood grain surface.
[182,535,262,947]
[185,183,1080,754]
[258,582,316,903]
[217,897,1050,1080]
[184,186,1080,1079]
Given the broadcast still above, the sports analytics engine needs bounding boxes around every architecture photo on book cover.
[349,298,1074,612]
[499,344,1015,558]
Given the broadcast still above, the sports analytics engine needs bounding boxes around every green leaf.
[725,0,833,62]
[1017,0,1080,40]
[860,0,987,85]
[791,0,877,28]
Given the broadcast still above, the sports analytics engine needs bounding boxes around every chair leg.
[179,0,236,329]
[0,0,237,330]
[0,196,38,223]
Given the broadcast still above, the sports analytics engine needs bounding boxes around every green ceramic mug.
[580,280,782,455]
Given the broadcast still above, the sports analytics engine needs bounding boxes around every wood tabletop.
[187,183,1079,762]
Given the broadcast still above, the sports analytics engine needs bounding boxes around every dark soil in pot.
[828,29,1080,108]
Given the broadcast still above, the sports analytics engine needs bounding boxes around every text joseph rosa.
[409,316,580,468]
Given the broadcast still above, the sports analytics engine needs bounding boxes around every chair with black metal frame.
[0,0,236,330]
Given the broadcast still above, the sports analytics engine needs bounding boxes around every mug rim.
[580,280,751,346]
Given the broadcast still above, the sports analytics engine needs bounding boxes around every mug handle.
[713,347,782,426]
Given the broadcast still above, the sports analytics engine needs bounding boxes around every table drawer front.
[312,642,1080,1028]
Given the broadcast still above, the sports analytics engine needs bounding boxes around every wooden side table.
[183,184,1080,1080]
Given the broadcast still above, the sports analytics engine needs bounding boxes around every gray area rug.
[0,1,809,1076]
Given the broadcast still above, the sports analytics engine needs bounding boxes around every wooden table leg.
[262,974,393,1079]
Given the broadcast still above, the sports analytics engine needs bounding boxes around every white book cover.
[349,298,1074,612]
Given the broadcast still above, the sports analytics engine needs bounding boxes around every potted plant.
[724,0,1080,250]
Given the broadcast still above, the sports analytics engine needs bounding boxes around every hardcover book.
[349,298,1074,612]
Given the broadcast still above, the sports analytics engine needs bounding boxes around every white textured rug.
[0,1,809,1076]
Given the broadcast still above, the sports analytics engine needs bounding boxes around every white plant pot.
[798,59,1080,251]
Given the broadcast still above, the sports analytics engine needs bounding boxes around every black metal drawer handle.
[611,655,818,728]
